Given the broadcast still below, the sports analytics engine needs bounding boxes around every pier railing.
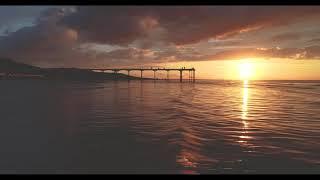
[87,67,196,82]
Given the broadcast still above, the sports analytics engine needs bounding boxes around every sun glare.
[239,61,253,80]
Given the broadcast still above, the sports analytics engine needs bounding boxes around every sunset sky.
[1,6,320,80]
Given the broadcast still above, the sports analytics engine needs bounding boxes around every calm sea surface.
[0,79,319,174]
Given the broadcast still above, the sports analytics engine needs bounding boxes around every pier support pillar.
[113,70,119,80]
[193,70,195,83]
[179,70,182,83]
[140,70,143,79]
[113,70,116,80]
[127,70,131,80]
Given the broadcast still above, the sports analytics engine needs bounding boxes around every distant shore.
[0,58,147,81]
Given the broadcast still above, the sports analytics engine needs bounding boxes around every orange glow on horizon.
[159,58,320,80]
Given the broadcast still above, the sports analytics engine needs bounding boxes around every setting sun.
[239,62,254,80]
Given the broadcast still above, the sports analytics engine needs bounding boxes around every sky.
[1,6,320,80]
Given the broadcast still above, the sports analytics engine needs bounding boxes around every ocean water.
[0,79,319,174]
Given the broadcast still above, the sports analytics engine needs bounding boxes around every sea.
[0,79,319,174]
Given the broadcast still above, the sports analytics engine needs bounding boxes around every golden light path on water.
[176,79,254,174]
[239,79,251,145]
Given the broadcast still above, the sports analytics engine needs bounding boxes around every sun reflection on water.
[176,133,201,174]
[242,80,249,121]
[239,80,251,144]
[177,150,198,168]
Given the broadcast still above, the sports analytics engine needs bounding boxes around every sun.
[239,61,253,80]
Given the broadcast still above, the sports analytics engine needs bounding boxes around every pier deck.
[87,67,196,82]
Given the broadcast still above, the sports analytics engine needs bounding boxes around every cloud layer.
[1,6,320,67]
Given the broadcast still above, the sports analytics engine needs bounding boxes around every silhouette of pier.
[88,67,196,82]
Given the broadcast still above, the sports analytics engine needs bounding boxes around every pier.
[88,67,196,82]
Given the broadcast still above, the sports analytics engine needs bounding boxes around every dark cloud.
[1,6,320,68]
[201,46,320,60]
[59,6,154,46]
[303,45,320,59]
[307,38,320,44]
[0,6,60,35]
[0,6,48,25]
[207,39,243,47]
[107,45,320,63]
[271,32,301,42]
[60,6,320,46]
[0,8,81,66]
[0,7,155,67]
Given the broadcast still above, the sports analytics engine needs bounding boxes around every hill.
[0,58,43,74]
[0,58,141,80]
